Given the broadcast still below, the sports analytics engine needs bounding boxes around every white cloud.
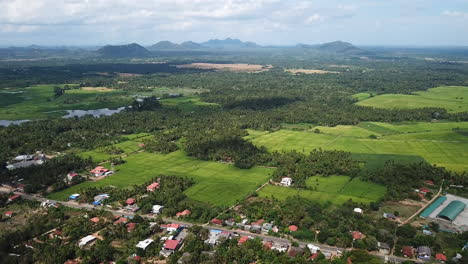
[443,10,468,18]
[305,14,325,24]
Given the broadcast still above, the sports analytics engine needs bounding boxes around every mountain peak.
[97,43,151,58]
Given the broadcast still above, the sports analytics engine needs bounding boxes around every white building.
[354,208,363,214]
[78,235,96,248]
[136,239,154,250]
[152,205,164,214]
[307,244,320,253]
[280,177,293,186]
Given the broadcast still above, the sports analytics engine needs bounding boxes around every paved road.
[2,190,424,263]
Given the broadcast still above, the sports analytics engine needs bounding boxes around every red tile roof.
[90,217,100,223]
[90,166,109,174]
[211,218,223,225]
[435,253,447,261]
[113,217,128,225]
[146,182,160,191]
[176,209,191,217]
[288,225,298,232]
[9,194,20,200]
[133,255,141,261]
[53,229,63,236]
[162,223,180,229]
[264,241,272,249]
[420,188,430,193]
[402,246,413,257]
[310,253,320,260]
[238,236,249,245]
[425,180,434,185]
[126,198,136,205]
[352,231,363,240]
[127,222,136,232]
[5,211,13,216]
[251,219,265,226]
[164,239,179,250]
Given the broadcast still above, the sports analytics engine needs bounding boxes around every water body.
[0,107,126,126]
[0,120,30,126]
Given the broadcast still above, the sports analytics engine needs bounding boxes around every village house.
[152,205,164,214]
[90,217,100,224]
[68,193,80,200]
[351,231,364,240]
[288,247,305,258]
[417,246,432,260]
[176,209,191,217]
[136,238,154,250]
[436,253,447,263]
[238,236,251,245]
[224,218,236,226]
[114,216,129,225]
[8,194,21,203]
[66,172,80,182]
[126,222,137,232]
[205,229,223,245]
[262,223,273,233]
[126,198,136,205]
[161,240,180,257]
[211,218,223,226]
[90,166,112,177]
[383,213,397,220]
[4,211,13,218]
[377,242,390,255]
[402,246,414,258]
[353,208,363,214]
[307,244,320,254]
[93,194,109,205]
[162,223,181,233]
[288,225,298,232]
[271,242,289,252]
[280,177,293,186]
[78,235,96,248]
[146,182,160,192]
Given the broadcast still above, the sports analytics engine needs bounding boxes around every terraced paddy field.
[356,86,468,113]
[49,151,272,207]
[258,176,386,205]
[248,121,468,172]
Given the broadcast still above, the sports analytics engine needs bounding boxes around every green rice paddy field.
[248,121,468,172]
[258,175,386,205]
[49,151,272,207]
[356,86,468,113]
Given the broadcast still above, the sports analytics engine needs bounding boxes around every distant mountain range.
[97,43,152,58]
[0,39,371,58]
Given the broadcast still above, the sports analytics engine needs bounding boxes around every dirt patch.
[117,73,143,78]
[285,69,339,74]
[81,87,114,92]
[177,63,273,73]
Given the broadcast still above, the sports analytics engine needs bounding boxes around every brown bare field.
[81,87,114,92]
[177,63,273,73]
[285,69,339,74]
[117,72,143,78]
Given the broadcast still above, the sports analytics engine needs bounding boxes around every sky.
[1,0,468,46]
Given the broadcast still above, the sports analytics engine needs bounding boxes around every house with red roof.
[435,253,447,262]
[402,246,414,258]
[251,219,264,226]
[126,222,137,232]
[126,198,136,205]
[263,241,272,250]
[238,236,250,245]
[146,182,160,192]
[288,225,298,232]
[211,218,223,226]
[90,217,100,223]
[419,188,431,194]
[8,194,20,203]
[310,252,320,260]
[4,211,13,217]
[176,209,191,217]
[113,217,129,225]
[163,239,180,250]
[351,231,363,240]
[67,172,80,181]
[90,166,110,177]
[425,180,434,186]
[161,223,181,233]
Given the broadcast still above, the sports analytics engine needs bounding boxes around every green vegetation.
[258,175,386,205]
[352,92,373,101]
[249,121,468,172]
[160,96,220,111]
[0,84,132,120]
[77,139,144,162]
[356,86,468,113]
[49,151,272,206]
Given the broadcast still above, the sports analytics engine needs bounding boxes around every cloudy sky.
[1,0,467,46]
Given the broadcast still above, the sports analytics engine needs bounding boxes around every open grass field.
[248,121,468,172]
[77,139,146,162]
[0,84,133,120]
[49,151,272,207]
[356,86,468,113]
[160,96,220,111]
[352,92,373,101]
[258,175,386,205]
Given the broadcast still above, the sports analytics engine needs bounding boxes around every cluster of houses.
[134,223,188,258]
[210,217,280,234]
[90,166,113,177]
[6,153,48,170]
